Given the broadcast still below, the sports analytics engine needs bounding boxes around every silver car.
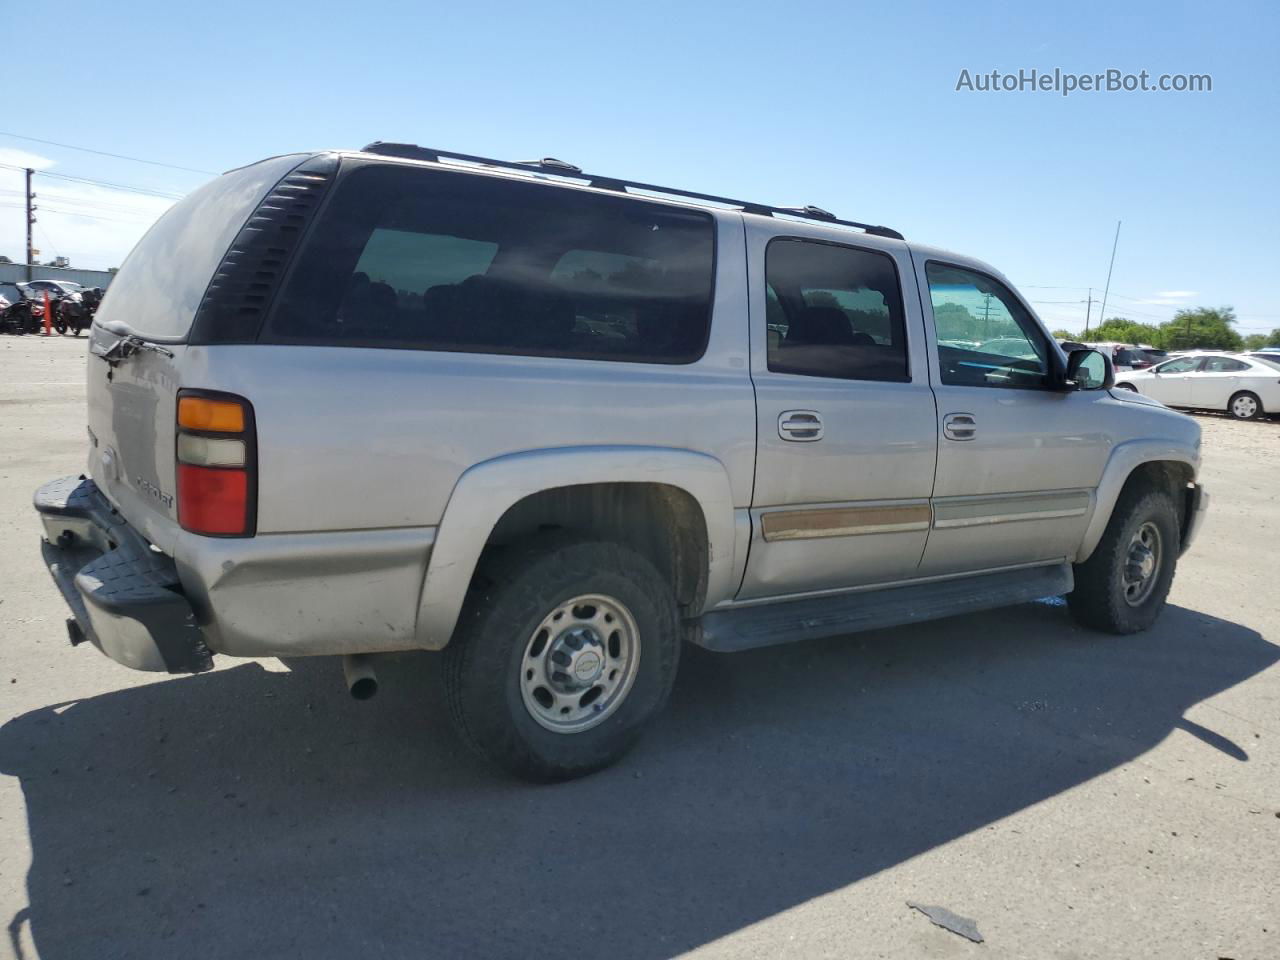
[34,144,1209,780]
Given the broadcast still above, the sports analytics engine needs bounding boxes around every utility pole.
[1083,287,1093,336]
[24,168,36,279]
[979,293,994,339]
[1097,220,1121,331]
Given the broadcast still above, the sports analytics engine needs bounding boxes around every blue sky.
[4,0,1277,334]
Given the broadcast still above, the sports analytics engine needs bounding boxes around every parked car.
[1115,353,1280,420]
[23,278,84,301]
[977,336,1040,359]
[1086,341,1153,371]
[34,144,1208,780]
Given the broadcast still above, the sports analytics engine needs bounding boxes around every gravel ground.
[1,335,1278,960]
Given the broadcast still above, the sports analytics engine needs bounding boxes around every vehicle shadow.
[2,602,1275,960]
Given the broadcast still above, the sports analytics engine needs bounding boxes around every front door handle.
[943,412,977,441]
[778,410,824,442]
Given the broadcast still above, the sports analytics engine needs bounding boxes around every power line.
[0,131,216,175]
[35,221,61,259]
[31,193,165,216]
[35,169,182,200]
[0,199,152,225]
[0,187,166,215]
[40,206,153,224]
[0,162,183,200]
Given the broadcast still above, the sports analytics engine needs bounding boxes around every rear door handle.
[943,412,977,441]
[778,410,824,441]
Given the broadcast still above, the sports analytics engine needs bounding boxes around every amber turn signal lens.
[178,396,245,433]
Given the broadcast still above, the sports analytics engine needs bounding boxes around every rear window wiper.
[91,334,175,365]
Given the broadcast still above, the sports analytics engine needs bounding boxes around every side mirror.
[1065,348,1113,391]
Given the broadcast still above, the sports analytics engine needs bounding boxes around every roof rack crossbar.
[360,142,904,240]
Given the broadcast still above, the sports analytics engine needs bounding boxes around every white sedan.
[1115,353,1280,420]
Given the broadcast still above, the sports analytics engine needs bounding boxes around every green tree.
[1159,307,1241,351]
[1086,317,1162,346]
[933,302,978,342]
[1051,328,1078,340]
[1241,328,1280,350]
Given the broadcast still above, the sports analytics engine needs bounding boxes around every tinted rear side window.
[267,164,716,363]
[765,238,909,382]
[93,154,304,341]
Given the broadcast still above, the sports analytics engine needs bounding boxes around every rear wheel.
[1116,382,1138,392]
[1068,484,1179,634]
[444,537,680,781]
[1228,391,1262,420]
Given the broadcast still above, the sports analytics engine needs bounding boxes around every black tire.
[1068,484,1179,634]
[444,536,680,781]
[1227,390,1263,421]
[1116,382,1138,392]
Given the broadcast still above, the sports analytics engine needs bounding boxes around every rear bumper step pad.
[35,476,212,674]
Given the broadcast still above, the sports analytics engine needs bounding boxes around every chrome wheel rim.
[519,593,640,734]
[1122,521,1163,606]
[1231,395,1257,419]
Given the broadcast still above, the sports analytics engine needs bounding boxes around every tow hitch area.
[34,476,213,674]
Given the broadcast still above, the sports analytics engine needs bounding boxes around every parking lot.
[1,334,1277,960]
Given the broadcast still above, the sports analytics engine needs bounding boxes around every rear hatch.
[86,154,307,552]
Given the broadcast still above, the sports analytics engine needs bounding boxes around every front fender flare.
[1075,438,1199,562]
[413,446,740,650]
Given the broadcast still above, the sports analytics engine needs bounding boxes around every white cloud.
[1156,290,1196,298]
[0,151,176,270]
[0,146,54,170]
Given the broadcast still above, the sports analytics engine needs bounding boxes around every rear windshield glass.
[93,155,303,341]
[266,164,716,363]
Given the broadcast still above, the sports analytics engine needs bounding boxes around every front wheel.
[444,537,680,781]
[1115,382,1138,392]
[1228,391,1263,421]
[1068,485,1179,634]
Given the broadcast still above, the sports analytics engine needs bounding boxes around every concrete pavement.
[2,335,1277,959]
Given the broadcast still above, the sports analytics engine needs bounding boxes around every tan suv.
[35,143,1208,779]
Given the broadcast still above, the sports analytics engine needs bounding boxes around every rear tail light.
[176,391,255,536]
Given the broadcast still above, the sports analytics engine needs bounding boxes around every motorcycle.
[1,292,44,335]
[53,286,103,336]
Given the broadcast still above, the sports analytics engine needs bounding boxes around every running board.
[695,563,1073,652]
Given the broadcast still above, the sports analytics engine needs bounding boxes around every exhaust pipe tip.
[343,654,378,700]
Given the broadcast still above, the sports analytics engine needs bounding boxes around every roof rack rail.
[359,142,904,241]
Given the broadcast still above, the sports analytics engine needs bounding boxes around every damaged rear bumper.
[34,475,212,674]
